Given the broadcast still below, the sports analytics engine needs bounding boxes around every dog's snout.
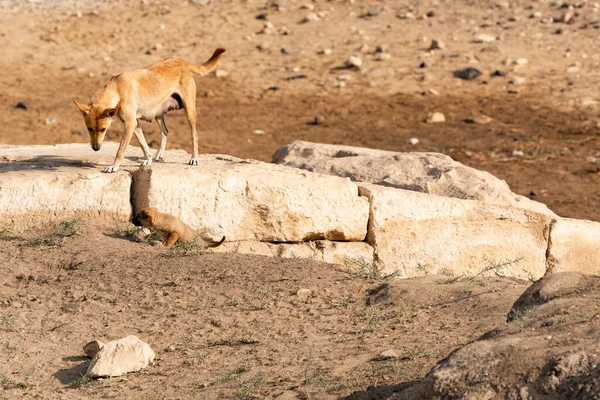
[132,217,141,226]
[92,146,101,151]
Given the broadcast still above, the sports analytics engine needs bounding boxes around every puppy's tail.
[205,236,226,248]
[190,48,226,76]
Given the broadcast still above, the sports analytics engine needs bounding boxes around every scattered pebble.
[407,138,420,145]
[453,67,481,80]
[514,58,528,66]
[472,33,497,43]
[286,74,307,80]
[319,48,332,55]
[215,69,228,78]
[15,102,28,110]
[310,116,325,125]
[376,53,391,61]
[45,118,57,125]
[337,74,351,81]
[300,12,319,23]
[491,70,507,77]
[509,76,526,85]
[376,44,389,53]
[281,47,293,54]
[581,97,599,107]
[297,288,312,301]
[345,56,362,68]
[164,345,176,352]
[426,112,446,123]
[512,150,525,157]
[427,88,440,96]
[465,115,493,125]
[428,39,445,51]
[378,349,399,360]
[253,129,265,135]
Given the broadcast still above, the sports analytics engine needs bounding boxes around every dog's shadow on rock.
[1,155,97,172]
[53,356,90,385]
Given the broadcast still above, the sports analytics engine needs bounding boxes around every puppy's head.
[73,101,117,151]
[132,207,159,228]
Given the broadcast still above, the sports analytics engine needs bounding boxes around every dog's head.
[73,101,118,151]
[132,207,159,228]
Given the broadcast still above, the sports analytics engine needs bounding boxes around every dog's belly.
[137,93,184,122]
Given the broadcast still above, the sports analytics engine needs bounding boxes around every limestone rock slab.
[134,157,369,242]
[273,141,554,216]
[547,218,600,275]
[359,184,551,280]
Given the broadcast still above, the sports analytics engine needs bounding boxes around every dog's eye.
[87,127,93,132]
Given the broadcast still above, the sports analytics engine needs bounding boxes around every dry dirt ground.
[1,0,600,399]
[0,221,532,399]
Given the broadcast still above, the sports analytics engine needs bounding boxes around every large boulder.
[380,273,600,400]
[86,335,155,378]
[359,183,551,280]
[273,141,554,216]
[131,156,369,242]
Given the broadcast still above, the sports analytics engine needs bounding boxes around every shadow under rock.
[53,356,91,385]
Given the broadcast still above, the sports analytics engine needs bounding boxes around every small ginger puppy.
[74,48,226,173]
[132,207,225,249]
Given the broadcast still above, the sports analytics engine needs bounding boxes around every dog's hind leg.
[180,77,199,165]
[133,121,153,166]
[155,115,169,162]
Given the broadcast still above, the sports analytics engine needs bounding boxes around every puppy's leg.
[155,115,168,162]
[164,232,180,248]
[133,121,153,166]
[180,78,199,165]
[105,115,136,173]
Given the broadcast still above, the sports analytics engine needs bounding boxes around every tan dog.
[73,48,226,173]
[132,207,225,249]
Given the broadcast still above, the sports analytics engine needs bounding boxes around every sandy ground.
[1,0,600,220]
[0,222,530,399]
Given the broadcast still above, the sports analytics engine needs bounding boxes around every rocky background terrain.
[1,0,600,399]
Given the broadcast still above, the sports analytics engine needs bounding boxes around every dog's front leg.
[164,232,180,248]
[105,117,136,173]
[133,121,153,166]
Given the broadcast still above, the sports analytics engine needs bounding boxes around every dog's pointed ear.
[101,108,118,118]
[73,101,90,116]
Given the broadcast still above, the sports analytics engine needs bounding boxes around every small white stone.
[345,56,363,68]
[407,138,420,145]
[45,118,57,125]
[514,58,528,66]
[510,77,526,85]
[297,288,312,301]
[301,12,319,23]
[253,129,265,135]
[512,150,525,157]
[376,53,391,61]
[337,74,351,81]
[472,33,496,43]
[426,112,446,123]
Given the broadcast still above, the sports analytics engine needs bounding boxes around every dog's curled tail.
[190,48,226,76]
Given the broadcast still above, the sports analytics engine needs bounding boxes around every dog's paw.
[189,158,198,166]
[104,165,120,173]
[141,159,153,166]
